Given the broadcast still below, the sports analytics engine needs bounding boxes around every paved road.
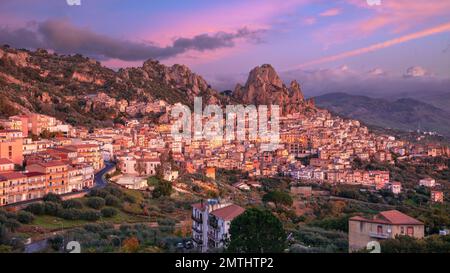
[94,161,116,188]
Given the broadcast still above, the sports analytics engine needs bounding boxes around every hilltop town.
[0,49,449,253]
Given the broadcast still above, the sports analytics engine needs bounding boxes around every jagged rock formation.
[233,64,314,114]
[0,46,231,126]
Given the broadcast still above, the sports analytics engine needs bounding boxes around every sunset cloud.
[319,8,341,17]
[296,22,450,68]
[0,19,265,61]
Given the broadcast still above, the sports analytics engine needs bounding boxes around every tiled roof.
[0,172,27,180]
[210,204,245,221]
[350,210,423,225]
[0,158,14,165]
[378,210,423,225]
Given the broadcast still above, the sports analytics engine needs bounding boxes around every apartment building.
[65,144,103,170]
[419,177,436,188]
[68,164,94,192]
[27,161,69,195]
[431,191,444,203]
[29,113,57,135]
[0,137,23,165]
[191,199,245,252]
[349,210,424,252]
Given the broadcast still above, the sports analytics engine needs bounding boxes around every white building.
[390,181,402,195]
[191,200,245,252]
[419,178,436,188]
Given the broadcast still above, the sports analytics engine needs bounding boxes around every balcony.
[208,232,220,242]
[192,237,203,245]
[191,214,203,223]
[192,225,202,233]
[369,232,390,239]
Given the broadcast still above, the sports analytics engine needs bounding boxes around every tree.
[43,193,62,203]
[227,208,286,253]
[86,197,106,210]
[135,161,146,177]
[122,237,140,253]
[262,190,293,207]
[152,180,173,199]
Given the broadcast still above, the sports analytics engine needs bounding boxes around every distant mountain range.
[314,92,450,137]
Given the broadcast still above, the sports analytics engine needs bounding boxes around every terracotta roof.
[0,172,27,180]
[378,210,423,225]
[192,202,206,210]
[350,210,423,225]
[24,172,46,177]
[32,161,67,168]
[0,158,14,165]
[210,204,245,221]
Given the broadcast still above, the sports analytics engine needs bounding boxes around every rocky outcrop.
[0,45,230,126]
[234,64,314,114]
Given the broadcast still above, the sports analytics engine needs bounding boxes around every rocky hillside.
[233,64,315,114]
[0,45,232,127]
[315,92,450,137]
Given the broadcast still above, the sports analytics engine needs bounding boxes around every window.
[377,225,383,234]
[407,227,414,236]
[360,222,364,232]
[401,227,405,234]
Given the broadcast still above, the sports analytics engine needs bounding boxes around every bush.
[58,209,82,220]
[86,197,106,210]
[62,200,83,209]
[88,188,111,199]
[17,211,35,224]
[44,202,62,216]
[25,203,45,215]
[105,195,121,207]
[4,219,21,232]
[84,223,104,233]
[48,235,64,251]
[262,190,293,207]
[81,210,101,221]
[124,195,136,204]
[43,193,62,203]
[101,208,118,218]
[152,181,173,199]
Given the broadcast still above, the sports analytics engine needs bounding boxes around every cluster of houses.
[0,114,104,206]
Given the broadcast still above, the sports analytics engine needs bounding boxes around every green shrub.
[4,219,21,232]
[43,193,62,203]
[62,200,83,209]
[101,208,118,218]
[83,223,104,233]
[17,211,35,224]
[105,195,121,207]
[81,210,101,221]
[124,195,136,204]
[58,209,82,220]
[25,203,45,215]
[86,197,106,210]
[44,202,62,216]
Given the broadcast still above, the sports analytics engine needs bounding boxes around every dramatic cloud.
[0,19,265,61]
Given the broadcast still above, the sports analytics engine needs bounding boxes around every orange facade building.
[27,161,69,195]
[0,137,23,165]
